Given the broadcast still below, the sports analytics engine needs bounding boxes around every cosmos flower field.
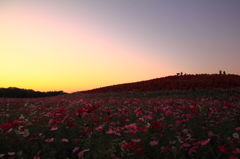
[0,89,240,159]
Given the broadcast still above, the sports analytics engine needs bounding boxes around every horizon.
[1,0,240,93]
[1,72,239,93]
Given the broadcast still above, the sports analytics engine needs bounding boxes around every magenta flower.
[218,145,228,154]
[0,123,12,130]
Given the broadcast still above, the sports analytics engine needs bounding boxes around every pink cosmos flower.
[137,127,148,133]
[72,147,80,153]
[208,131,218,137]
[12,120,25,126]
[7,152,15,156]
[165,110,172,116]
[33,156,40,159]
[218,145,228,154]
[131,138,141,143]
[149,140,159,146]
[197,138,211,146]
[232,147,240,154]
[18,126,24,130]
[143,115,153,120]
[124,123,137,130]
[95,125,104,131]
[106,128,121,136]
[106,128,115,134]
[23,129,30,137]
[121,142,133,151]
[188,145,200,155]
[61,138,69,142]
[123,123,138,134]
[235,127,240,131]
[48,119,55,126]
[50,126,58,131]
[78,149,90,159]
[182,143,191,148]
[45,138,54,143]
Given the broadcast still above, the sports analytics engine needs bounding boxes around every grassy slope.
[79,74,240,93]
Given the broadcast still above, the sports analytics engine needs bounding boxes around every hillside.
[1,75,240,158]
[81,74,240,93]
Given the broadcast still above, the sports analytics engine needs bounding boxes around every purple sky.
[73,0,240,74]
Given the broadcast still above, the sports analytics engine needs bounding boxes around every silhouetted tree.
[0,87,66,98]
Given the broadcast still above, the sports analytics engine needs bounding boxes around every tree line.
[0,87,66,98]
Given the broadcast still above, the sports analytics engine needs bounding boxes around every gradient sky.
[1,0,240,93]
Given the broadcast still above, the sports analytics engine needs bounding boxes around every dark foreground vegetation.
[0,88,240,159]
[0,87,66,98]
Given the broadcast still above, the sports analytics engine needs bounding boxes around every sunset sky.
[1,0,240,93]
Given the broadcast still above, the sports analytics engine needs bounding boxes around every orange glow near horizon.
[0,3,171,93]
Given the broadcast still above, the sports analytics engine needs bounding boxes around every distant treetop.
[0,87,66,98]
